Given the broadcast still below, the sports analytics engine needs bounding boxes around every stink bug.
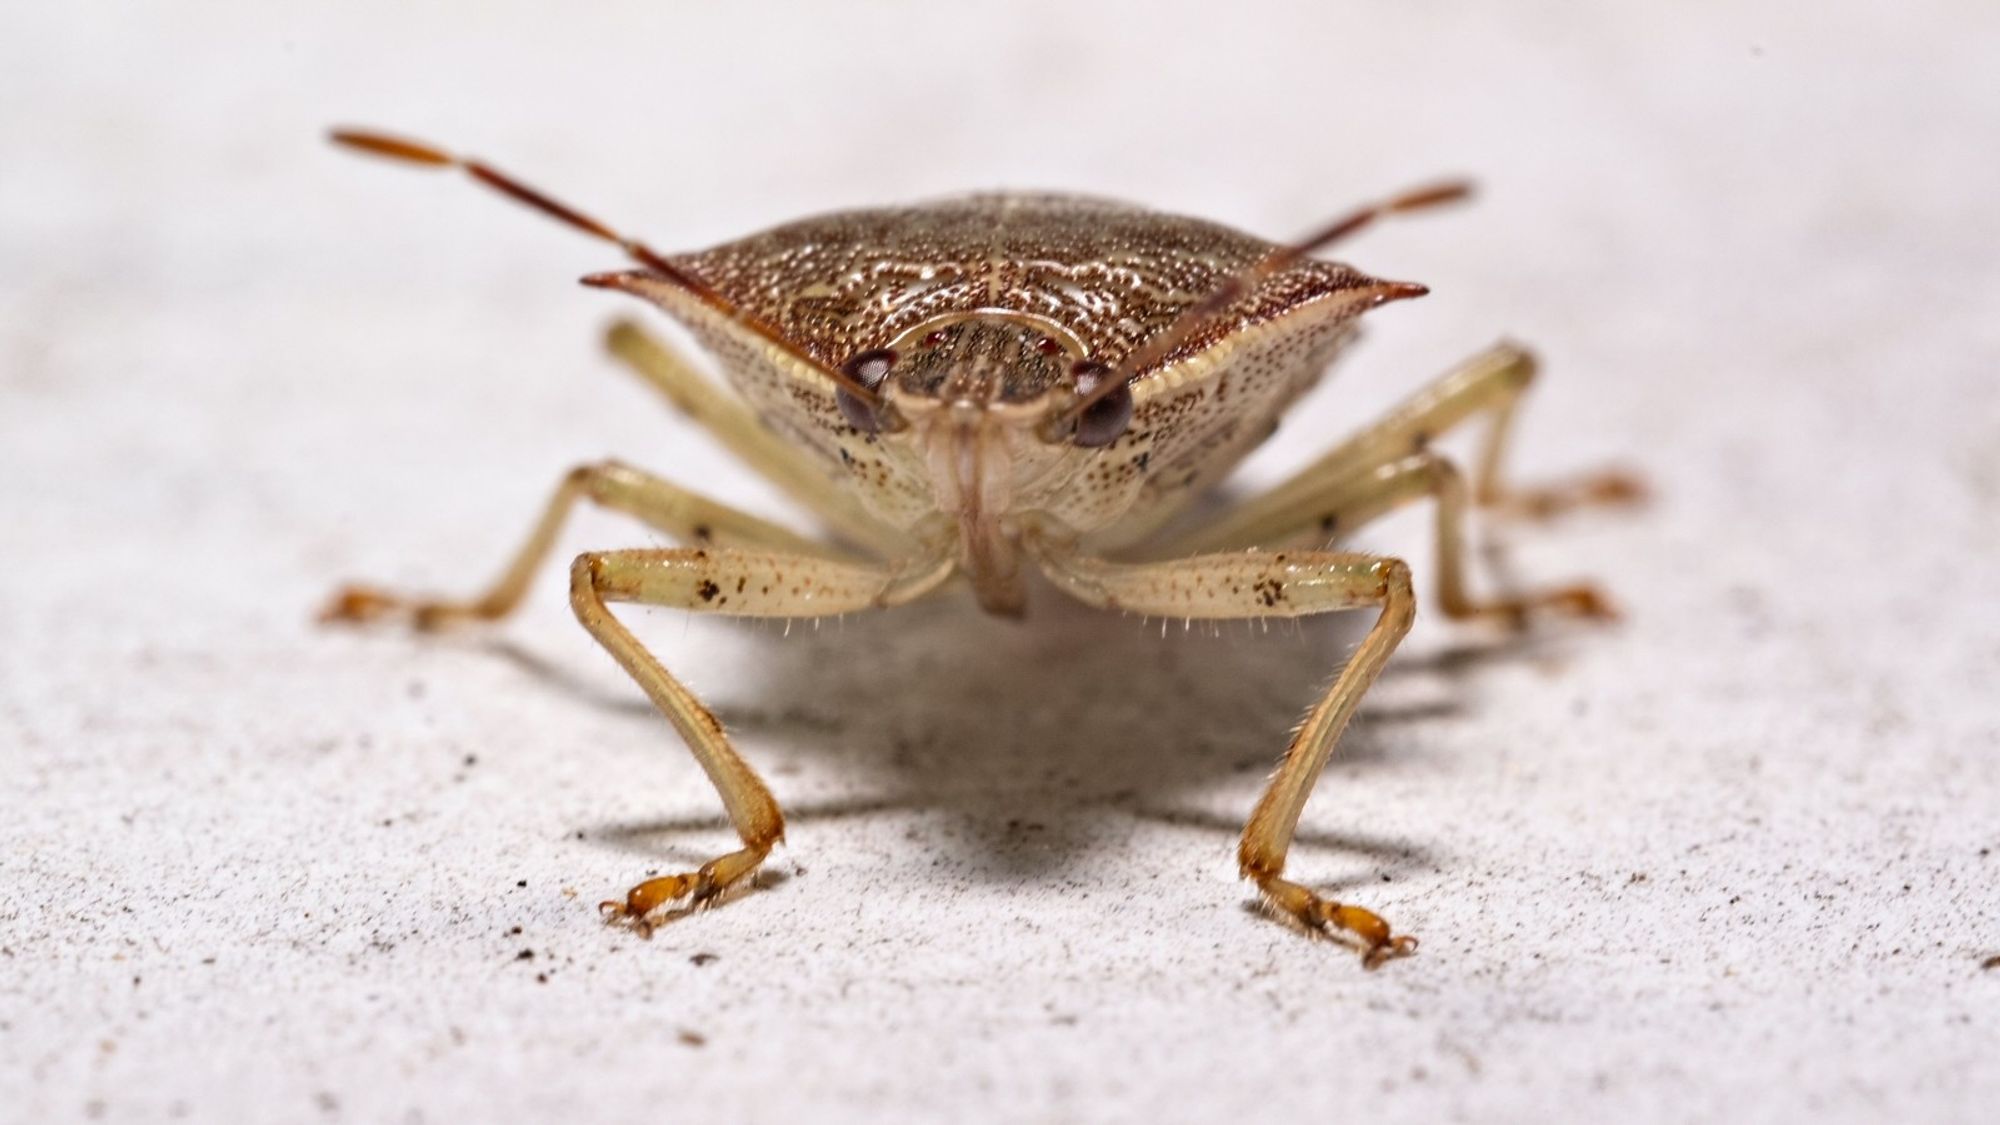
[320,128,1640,968]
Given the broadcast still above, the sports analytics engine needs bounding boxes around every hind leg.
[1160,342,1643,561]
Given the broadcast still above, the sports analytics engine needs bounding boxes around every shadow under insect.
[535,581,1562,892]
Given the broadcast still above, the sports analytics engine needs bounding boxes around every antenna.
[327,127,887,407]
[1059,180,1470,423]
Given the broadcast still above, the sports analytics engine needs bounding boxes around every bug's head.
[835,313,1134,449]
[326,126,1466,463]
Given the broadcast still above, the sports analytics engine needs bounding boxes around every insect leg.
[322,461,852,630]
[1029,540,1418,968]
[604,320,916,557]
[1186,343,1645,547]
[572,546,950,931]
[1153,452,1614,626]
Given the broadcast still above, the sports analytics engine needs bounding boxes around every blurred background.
[3,3,1996,1122]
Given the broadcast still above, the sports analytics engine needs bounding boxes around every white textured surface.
[4,4,1998,1122]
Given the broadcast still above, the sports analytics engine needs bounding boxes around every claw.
[601,872,698,925]
[1486,468,1650,521]
[1589,469,1650,507]
[318,585,403,625]
[599,864,742,936]
[1481,582,1621,632]
[317,584,483,631]
[1546,584,1620,622]
[1311,900,1419,969]
[1363,934,1421,970]
[598,897,657,937]
[1253,873,1419,969]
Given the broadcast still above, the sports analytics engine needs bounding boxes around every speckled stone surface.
[4,4,1997,1122]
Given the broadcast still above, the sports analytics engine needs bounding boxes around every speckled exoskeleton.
[321,128,1640,968]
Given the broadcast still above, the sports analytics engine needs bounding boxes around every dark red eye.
[838,348,897,432]
[921,330,949,348]
[1035,337,1064,356]
[1070,361,1132,448]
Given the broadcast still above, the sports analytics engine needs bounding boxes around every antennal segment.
[1061,179,1471,424]
[327,127,887,408]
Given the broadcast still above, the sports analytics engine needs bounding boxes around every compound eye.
[1070,361,1133,448]
[837,348,898,432]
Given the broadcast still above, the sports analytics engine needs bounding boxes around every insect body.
[322,128,1637,968]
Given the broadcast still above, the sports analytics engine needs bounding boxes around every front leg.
[1030,539,1419,968]
[572,546,951,932]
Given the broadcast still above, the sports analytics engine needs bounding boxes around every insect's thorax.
[664,296,1363,612]
[609,193,1402,611]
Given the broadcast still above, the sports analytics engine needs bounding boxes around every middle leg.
[1156,451,1615,626]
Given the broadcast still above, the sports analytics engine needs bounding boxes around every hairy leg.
[1031,538,1419,968]
[573,545,952,931]
[1156,451,1613,626]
